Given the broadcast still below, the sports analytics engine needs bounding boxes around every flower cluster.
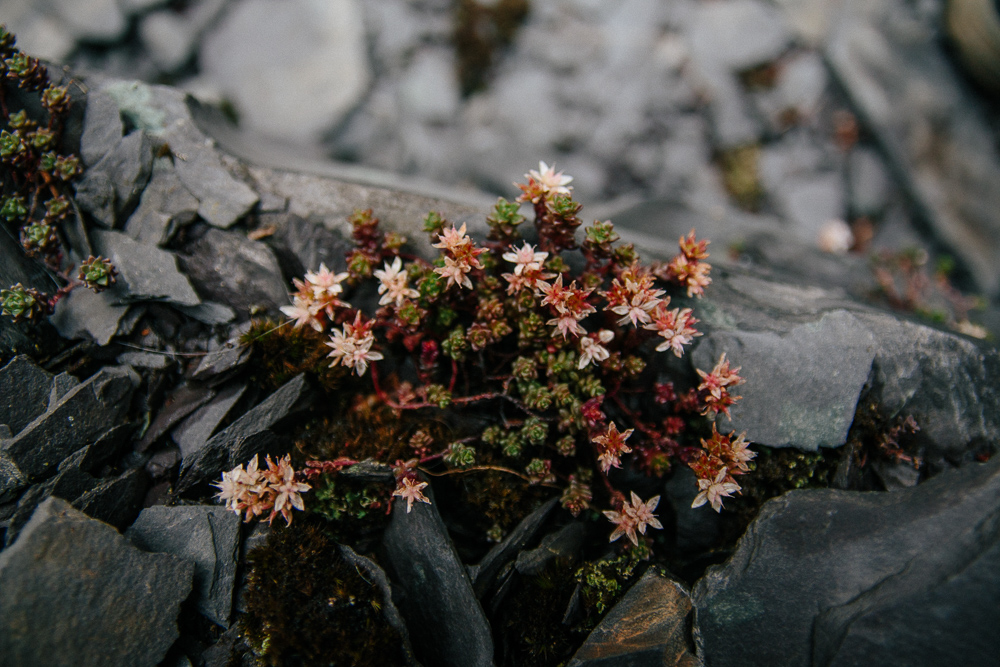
[223,161,754,551]
[279,263,350,332]
[214,455,312,525]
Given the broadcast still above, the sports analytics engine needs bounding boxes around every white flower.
[374,257,418,307]
[691,468,742,512]
[527,161,573,197]
[603,492,663,545]
[502,242,548,275]
[435,256,474,290]
[305,263,349,300]
[280,295,323,331]
[578,330,613,368]
[326,314,383,376]
[393,477,431,513]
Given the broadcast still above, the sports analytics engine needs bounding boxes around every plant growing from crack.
[0,25,116,325]
[220,161,756,556]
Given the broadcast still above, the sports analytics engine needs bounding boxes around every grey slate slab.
[0,498,194,667]
[92,229,201,307]
[0,355,53,436]
[128,505,241,627]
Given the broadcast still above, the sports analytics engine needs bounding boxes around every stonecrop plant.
[217,162,754,552]
[0,25,116,325]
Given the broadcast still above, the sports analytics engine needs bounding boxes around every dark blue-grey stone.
[471,497,557,598]
[80,89,124,167]
[75,130,156,227]
[124,156,200,247]
[172,382,246,459]
[72,467,148,529]
[0,498,194,667]
[692,458,1000,667]
[0,355,53,436]
[92,229,201,307]
[176,374,309,491]
[49,285,130,346]
[1,366,139,479]
[127,505,241,627]
[382,482,495,667]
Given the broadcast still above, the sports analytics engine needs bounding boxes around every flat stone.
[48,372,81,408]
[92,229,201,307]
[1,366,139,479]
[472,498,558,599]
[75,130,156,227]
[68,423,140,474]
[382,482,494,667]
[80,89,124,167]
[770,172,847,245]
[199,0,370,144]
[172,383,247,460]
[692,457,1000,667]
[177,374,309,491]
[826,0,1000,297]
[128,505,241,627]
[191,329,252,384]
[687,270,1000,459]
[0,498,194,667]
[515,522,587,576]
[49,284,131,346]
[0,454,26,504]
[174,301,236,325]
[693,309,876,450]
[5,465,100,545]
[178,229,289,316]
[0,356,53,436]
[262,212,351,280]
[124,156,200,246]
[569,569,700,667]
[73,467,148,529]
[138,383,216,452]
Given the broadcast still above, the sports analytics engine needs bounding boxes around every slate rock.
[75,130,156,227]
[124,156,200,246]
[172,382,247,459]
[0,497,194,667]
[472,497,558,598]
[68,422,140,474]
[692,457,1000,667]
[2,366,139,479]
[5,464,100,546]
[339,544,420,665]
[664,466,722,555]
[49,283,131,346]
[689,269,1000,458]
[515,521,588,576]
[73,467,148,529]
[128,505,241,627]
[80,89,124,167]
[827,0,1000,297]
[116,350,173,369]
[769,172,846,245]
[139,383,216,452]
[199,0,370,144]
[0,454,26,504]
[569,569,700,667]
[99,80,258,228]
[52,0,128,42]
[179,228,289,316]
[847,146,893,218]
[383,481,494,667]
[263,212,351,280]
[0,355,53,436]
[48,371,81,408]
[174,301,236,325]
[693,309,875,450]
[92,229,201,307]
[177,374,309,490]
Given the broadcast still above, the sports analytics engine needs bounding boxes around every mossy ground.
[238,519,405,667]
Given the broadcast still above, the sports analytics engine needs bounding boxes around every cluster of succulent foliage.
[0,25,115,324]
[222,162,754,556]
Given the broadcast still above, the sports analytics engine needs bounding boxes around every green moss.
[575,552,642,621]
[241,318,346,394]
[718,144,764,211]
[239,520,405,667]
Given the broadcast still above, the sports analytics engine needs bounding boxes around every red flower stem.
[448,358,458,394]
